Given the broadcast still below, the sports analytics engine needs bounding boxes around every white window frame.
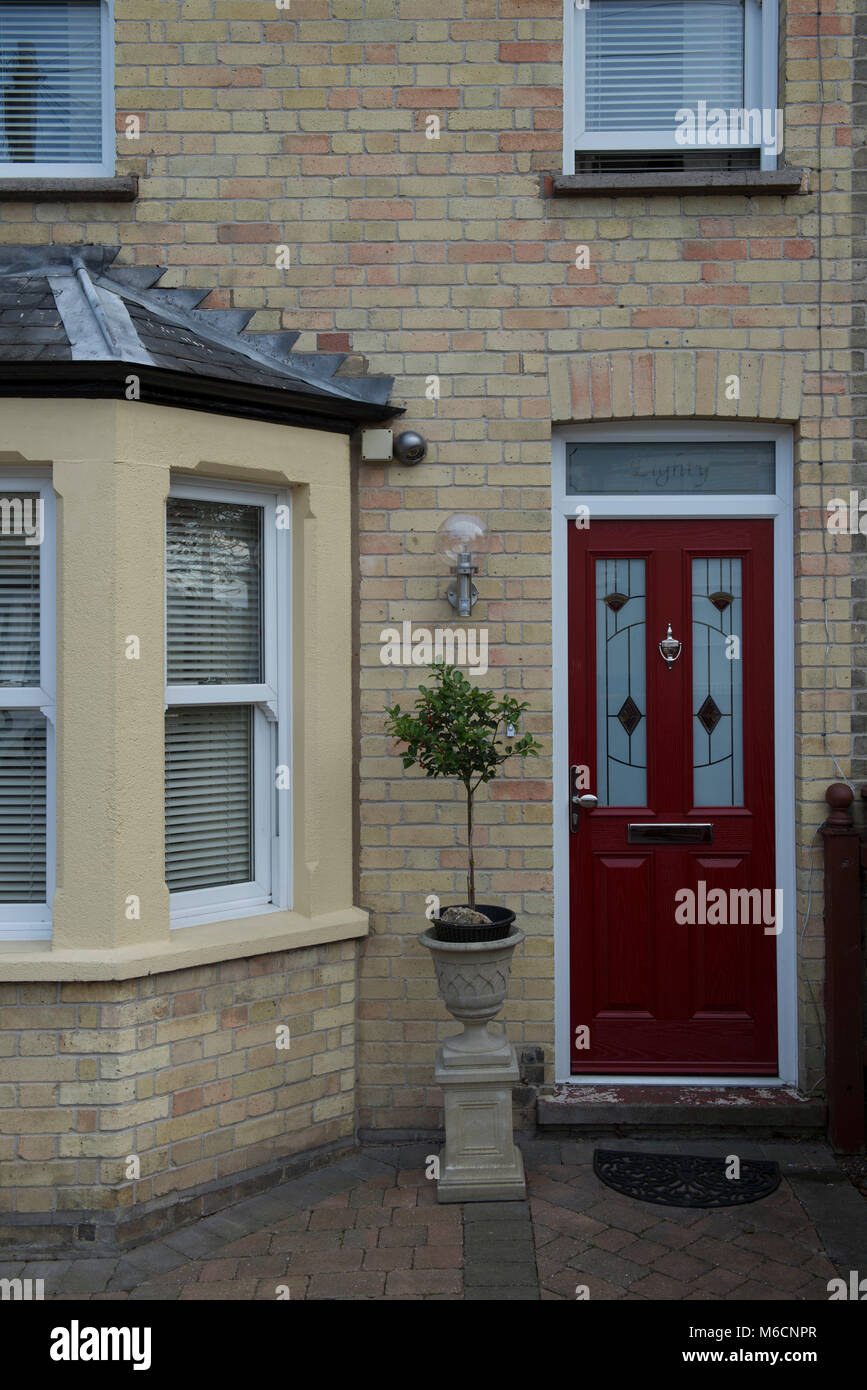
[0,0,115,179]
[563,0,779,174]
[0,471,55,940]
[165,479,292,930]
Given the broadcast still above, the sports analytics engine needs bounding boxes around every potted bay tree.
[386,664,542,1196]
[385,661,542,941]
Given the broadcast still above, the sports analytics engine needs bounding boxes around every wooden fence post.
[821,784,865,1153]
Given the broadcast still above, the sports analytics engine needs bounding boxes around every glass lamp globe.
[435,513,490,565]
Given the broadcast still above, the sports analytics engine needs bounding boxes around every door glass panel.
[596,558,646,806]
[692,558,743,807]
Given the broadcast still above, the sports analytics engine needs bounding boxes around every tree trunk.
[466,784,475,909]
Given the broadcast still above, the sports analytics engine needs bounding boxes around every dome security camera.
[393,430,427,465]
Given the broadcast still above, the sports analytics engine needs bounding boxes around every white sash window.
[165,481,291,929]
[563,0,779,173]
[0,0,114,177]
[0,476,55,940]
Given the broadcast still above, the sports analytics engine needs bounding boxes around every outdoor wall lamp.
[436,513,490,617]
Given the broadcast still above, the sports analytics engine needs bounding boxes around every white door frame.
[551,420,796,1084]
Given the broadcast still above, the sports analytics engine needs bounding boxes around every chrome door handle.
[570,767,597,834]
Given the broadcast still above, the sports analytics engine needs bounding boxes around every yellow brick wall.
[0,0,854,1148]
[0,944,357,1249]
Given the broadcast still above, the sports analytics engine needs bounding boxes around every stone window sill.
[0,176,138,201]
[548,169,808,197]
[0,906,370,980]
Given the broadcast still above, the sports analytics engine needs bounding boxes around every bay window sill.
[0,905,369,980]
[548,169,808,197]
[0,176,138,201]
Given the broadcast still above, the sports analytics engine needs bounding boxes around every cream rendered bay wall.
[0,398,367,1249]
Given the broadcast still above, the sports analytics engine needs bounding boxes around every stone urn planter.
[420,923,526,1202]
[385,664,541,1202]
[419,923,524,1065]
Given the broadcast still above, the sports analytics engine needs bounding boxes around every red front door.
[569,520,777,1074]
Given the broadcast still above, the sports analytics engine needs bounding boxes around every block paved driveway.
[5,1138,865,1301]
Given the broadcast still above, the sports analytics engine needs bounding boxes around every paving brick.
[310,1207,358,1231]
[377,1226,427,1248]
[570,1247,647,1289]
[461,1201,531,1222]
[652,1250,714,1282]
[414,1245,463,1269]
[591,1227,641,1254]
[464,1235,535,1263]
[530,1234,585,1266]
[197,1258,239,1281]
[584,1200,657,1235]
[691,1267,749,1297]
[750,1259,813,1292]
[127,1284,182,1300]
[179,1279,259,1300]
[362,1248,414,1272]
[286,1249,363,1275]
[628,1271,691,1300]
[217,1232,272,1257]
[385,1269,462,1296]
[464,1285,539,1301]
[464,1261,537,1287]
[307,1271,387,1300]
[60,1261,118,1294]
[640,1220,707,1250]
[161,1225,229,1259]
[528,1198,607,1241]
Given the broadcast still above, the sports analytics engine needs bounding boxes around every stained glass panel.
[692,558,743,806]
[596,558,646,806]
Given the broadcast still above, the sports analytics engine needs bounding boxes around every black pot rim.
[430,904,517,941]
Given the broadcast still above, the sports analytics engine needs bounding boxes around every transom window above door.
[567,440,776,495]
[563,0,780,175]
[0,0,113,177]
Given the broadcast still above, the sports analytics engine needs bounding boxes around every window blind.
[0,709,47,901]
[0,496,39,687]
[165,705,253,893]
[585,0,745,131]
[0,1,102,165]
[166,498,263,685]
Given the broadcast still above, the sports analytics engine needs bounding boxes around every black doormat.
[593,1148,781,1208]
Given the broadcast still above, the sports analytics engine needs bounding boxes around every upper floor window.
[564,0,779,174]
[0,477,55,940]
[0,0,113,177]
[165,482,291,929]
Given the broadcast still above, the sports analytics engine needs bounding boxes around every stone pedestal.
[434,1042,526,1203]
[419,924,527,1204]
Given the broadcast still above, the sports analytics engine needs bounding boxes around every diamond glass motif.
[604,592,629,613]
[697,695,722,735]
[617,696,642,737]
